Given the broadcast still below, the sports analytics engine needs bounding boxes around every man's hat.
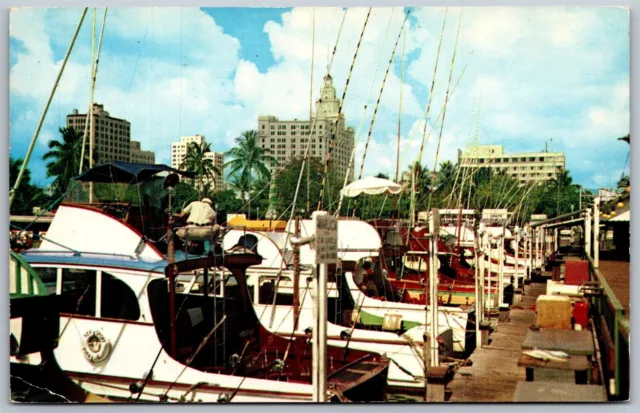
[202,198,213,204]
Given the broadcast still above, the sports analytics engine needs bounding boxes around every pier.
[448,283,544,402]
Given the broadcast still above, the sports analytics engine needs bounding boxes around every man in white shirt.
[181,198,216,226]
[180,198,216,253]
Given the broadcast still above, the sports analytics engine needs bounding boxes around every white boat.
[11,164,390,403]
[242,267,431,393]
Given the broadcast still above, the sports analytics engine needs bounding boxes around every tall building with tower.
[171,135,225,191]
[66,103,155,165]
[257,74,355,183]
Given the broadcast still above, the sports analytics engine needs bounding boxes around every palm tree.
[225,130,278,186]
[435,160,457,193]
[227,173,251,205]
[42,127,87,194]
[551,170,573,188]
[179,141,220,196]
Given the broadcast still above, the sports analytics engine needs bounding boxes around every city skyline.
[9,7,629,189]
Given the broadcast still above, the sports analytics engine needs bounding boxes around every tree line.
[9,125,626,225]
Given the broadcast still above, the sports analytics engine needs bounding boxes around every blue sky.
[9,7,630,190]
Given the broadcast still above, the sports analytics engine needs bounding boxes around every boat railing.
[22,248,142,261]
[585,253,629,400]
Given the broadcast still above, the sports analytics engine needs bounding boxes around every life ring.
[82,330,112,363]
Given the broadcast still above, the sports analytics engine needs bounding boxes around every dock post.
[474,225,482,349]
[593,197,600,269]
[498,226,505,306]
[584,208,592,257]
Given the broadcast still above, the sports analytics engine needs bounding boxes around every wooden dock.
[447,283,546,402]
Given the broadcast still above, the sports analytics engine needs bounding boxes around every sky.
[9,7,630,190]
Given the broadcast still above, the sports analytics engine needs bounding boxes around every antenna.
[326,44,330,73]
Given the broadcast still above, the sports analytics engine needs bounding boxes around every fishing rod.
[9,8,88,208]
[427,9,463,213]
[79,8,108,174]
[317,8,372,212]
[267,8,352,329]
[348,10,412,216]
[335,9,396,215]
[357,9,411,181]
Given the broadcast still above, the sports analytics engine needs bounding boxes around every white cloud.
[9,7,630,191]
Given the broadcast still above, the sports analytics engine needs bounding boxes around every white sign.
[313,212,338,264]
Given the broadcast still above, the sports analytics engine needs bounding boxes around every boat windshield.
[64,177,170,242]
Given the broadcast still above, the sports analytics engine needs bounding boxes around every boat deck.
[447,283,545,402]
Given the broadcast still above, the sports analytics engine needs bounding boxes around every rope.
[317,8,372,211]
[335,8,396,215]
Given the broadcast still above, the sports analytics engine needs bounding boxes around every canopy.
[340,176,402,198]
[609,210,630,222]
[72,161,196,183]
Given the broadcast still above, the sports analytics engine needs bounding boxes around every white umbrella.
[340,176,403,198]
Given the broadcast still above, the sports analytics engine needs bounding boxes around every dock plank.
[447,282,545,402]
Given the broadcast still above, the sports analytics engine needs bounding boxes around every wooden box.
[536,295,572,329]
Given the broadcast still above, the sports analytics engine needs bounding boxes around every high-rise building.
[66,103,133,164]
[257,74,355,183]
[171,135,225,191]
[458,145,565,184]
[130,141,155,164]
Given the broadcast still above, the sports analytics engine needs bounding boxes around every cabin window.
[100,272,141,321]
[34,267,58,295]
[257,276,293,305]
[60,268,97,316]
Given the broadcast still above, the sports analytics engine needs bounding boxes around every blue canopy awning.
[72,161,196,183]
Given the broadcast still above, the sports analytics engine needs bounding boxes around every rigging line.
[317,7,372,212]
[335,8,396,215]
[398,64,467,190]
[467,93,483,209]
[496,179,521,209]
[428,9,463,213]
[79,8,98,174]
[267,8,349,329]
[307,8,315,215]
[134,289,196,401]
[357,10,410,182]
[162,316,228,398]
[10,8,88,208]
[396,25,406,184]
[416,8,448,165]
[128,11,150,93]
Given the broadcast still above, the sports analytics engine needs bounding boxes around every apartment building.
[171,135,225,191]
[67,103,132,164]
[257,74,355,183]
[458,145,565,184]
[130,141,155,164]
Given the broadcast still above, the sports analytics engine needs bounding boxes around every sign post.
[311,211,337,403]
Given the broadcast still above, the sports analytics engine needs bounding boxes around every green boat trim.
[10,250,48,298]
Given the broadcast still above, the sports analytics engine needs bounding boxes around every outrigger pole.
[9,8,88,208]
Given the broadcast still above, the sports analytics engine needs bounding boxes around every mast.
[89,9,97,204]
[9,9,88,208]
[307,8,315,216]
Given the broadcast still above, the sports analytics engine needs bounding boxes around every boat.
[10,250,111,403]
[11,162,390,403]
